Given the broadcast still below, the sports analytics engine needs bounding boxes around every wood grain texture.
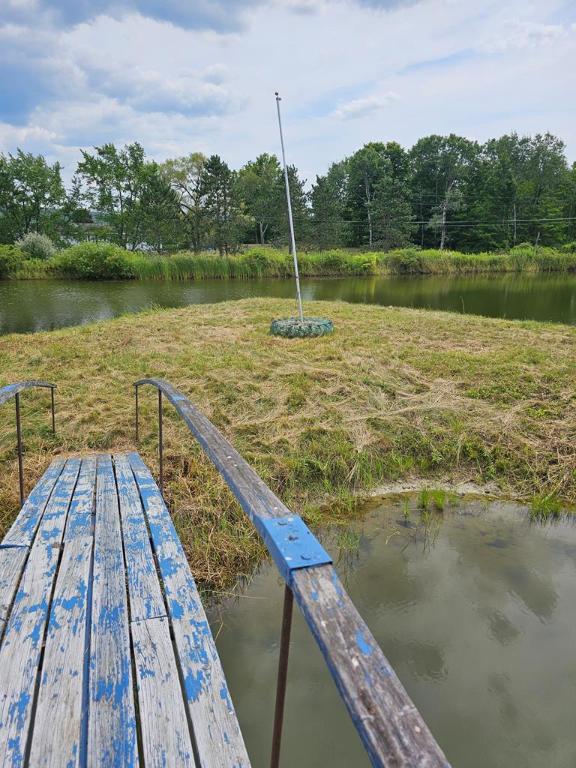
[0,547,28,624]
[291,565,451,768]
[1,457,65,546]
[114,454,165,623]
[88,455,139,768]
[0,457,80,768]
[132,617,196,767]
[29,536,93,768]
[65,455,97,542]
[129,452,251,768]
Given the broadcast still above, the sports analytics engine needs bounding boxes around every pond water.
[2,272,576,334]
[207,497,576,768]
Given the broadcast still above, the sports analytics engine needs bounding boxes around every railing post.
[158,389,164,495]
[135,384,139,444]
[15,392,24,506]
[270,585,294,768]
[50,386,56,435]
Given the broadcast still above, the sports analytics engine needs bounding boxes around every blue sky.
[1,0,575,182]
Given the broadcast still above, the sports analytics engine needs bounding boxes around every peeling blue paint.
[184,669,205,702]
[356,630,373,657]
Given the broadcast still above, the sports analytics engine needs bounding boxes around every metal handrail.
[0,381,56,505]
[134,378,450,768]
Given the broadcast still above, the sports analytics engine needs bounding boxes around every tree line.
[1,132,575,254]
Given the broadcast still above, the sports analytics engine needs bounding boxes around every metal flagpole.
[275,92,304,322]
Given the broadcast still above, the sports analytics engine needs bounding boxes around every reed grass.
[5,243,576,281]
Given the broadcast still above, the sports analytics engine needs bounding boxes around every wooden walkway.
[0,452,250,768]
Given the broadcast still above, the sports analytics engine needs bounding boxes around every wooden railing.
[134,378,450,768]
[0,381,56,505]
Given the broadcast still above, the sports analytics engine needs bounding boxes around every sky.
[1,0,575,184]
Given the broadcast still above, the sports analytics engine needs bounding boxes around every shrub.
[0,245,23,278]
[383,248,425,274]
[53,242,137,279]
[16,232,56,260]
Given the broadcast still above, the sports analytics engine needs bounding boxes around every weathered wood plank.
[1,456,65,546]
[65,455,97,541]
[88,454,139,768]
[0,457,81,768]
[132,616,196,767]
[0,547,28,624]
[291,565,450,768]
[114,453,165,623]
[29,535,93,768]
[129,452,251,768]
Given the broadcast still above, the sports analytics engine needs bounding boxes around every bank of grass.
[4,241,576,281]
[1,299,575,587]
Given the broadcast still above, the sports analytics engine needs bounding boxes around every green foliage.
[237,154,283,244]
[2,132,576,254]
[53,242,137,279]
[418,488,449,512]
[0,245,23,278]
[16,232,55,260]
[529,494,562,521]
[77,142,181,251]
[0,150,68,243]
[4,243,576,282]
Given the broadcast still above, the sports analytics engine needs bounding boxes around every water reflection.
[207,497,576,768]
[2,271,576,334]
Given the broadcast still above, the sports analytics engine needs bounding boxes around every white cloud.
[480,19,569,53]
[1,0,575,184]
[332,93,400,120]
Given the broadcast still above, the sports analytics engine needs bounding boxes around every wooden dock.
[0,452,249,767]
[1,379,450,767]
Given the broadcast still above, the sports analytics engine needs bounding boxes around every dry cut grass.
[1,298,575,588]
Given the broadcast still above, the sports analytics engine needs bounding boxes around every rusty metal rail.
[134,378,450,768]
[0,381,56,505]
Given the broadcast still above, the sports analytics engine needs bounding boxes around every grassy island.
[1,298,574,587]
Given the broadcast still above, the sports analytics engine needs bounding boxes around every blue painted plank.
[0,457,81,768]
[129,452,251,768]
[0,548,28,626]
[131,616,197,767]
[29,535,93,767]
[114,454,165,623]
[65,456,97,541]
[1,457,65,546]
[88,454,139,768]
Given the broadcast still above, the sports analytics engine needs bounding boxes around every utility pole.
[275,92,304,322]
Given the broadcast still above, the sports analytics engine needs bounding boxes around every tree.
[138,168,182,252]
[160,153,207,251]
[78,142,180,250]
[410,135,479,249]
[345,142,412,248]
[310,161,349,249]
[346,143,387,247]
[199,155,244,255]
[0,150,67,243]
[237,154,283,244]
[372,172,415,249]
